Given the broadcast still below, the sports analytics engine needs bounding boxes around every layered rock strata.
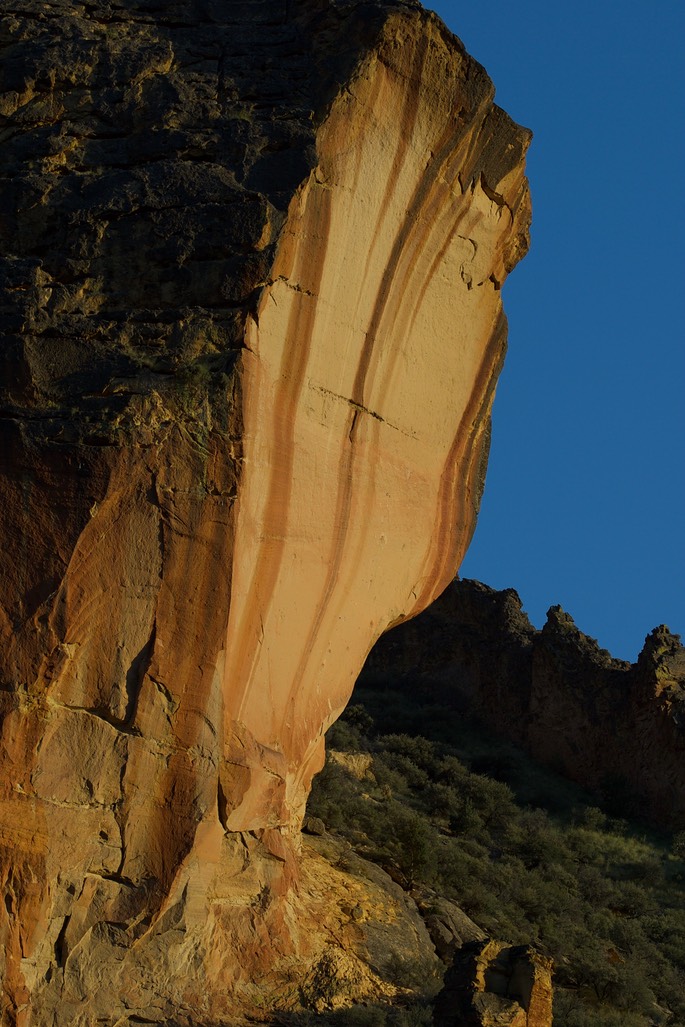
[0,0,530,1021]
[362,579,685,828]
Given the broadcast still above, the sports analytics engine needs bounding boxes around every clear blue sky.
[429,0,685,660]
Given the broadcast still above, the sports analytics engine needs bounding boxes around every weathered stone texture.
[0,1,530,1021]
[434,939,554,1027]
[362,579,685,828]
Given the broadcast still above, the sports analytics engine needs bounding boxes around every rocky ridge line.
[361,578,685,829]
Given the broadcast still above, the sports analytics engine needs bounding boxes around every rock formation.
[0,0,530,1021]
[434,940,554,1027]
[362,579,685,828]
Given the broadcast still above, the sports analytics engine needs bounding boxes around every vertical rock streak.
[224,189,334,725]
[222,15,530,838]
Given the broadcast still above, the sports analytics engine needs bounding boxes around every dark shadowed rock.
[362,578,685,828]
[434,938,553,1027]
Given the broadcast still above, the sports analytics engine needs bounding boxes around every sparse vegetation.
[307,685,685,1027]
[276,1002,434,1027]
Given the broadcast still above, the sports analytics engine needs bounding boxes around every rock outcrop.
[434,939,554,1027]
[362,579,685,828]
[0,1,530,1021]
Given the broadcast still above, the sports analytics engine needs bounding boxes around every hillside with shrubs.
[306,681,685,1027]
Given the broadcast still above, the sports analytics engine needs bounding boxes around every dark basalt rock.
[362,578,685,828]
[2,0,417,431]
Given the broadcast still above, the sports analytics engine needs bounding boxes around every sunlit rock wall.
[0,1,530,1021]
[222,8,531,841]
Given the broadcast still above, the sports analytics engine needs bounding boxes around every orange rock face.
[222,11,531,840]
[0,2,530,1021]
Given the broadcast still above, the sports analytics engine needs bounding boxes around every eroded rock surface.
[362,579,685,828]
[434,939,554,1027]
[0,1,530,1021]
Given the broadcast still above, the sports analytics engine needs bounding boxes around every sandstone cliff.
[361,579,685,829]
[0,1,530,1021]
